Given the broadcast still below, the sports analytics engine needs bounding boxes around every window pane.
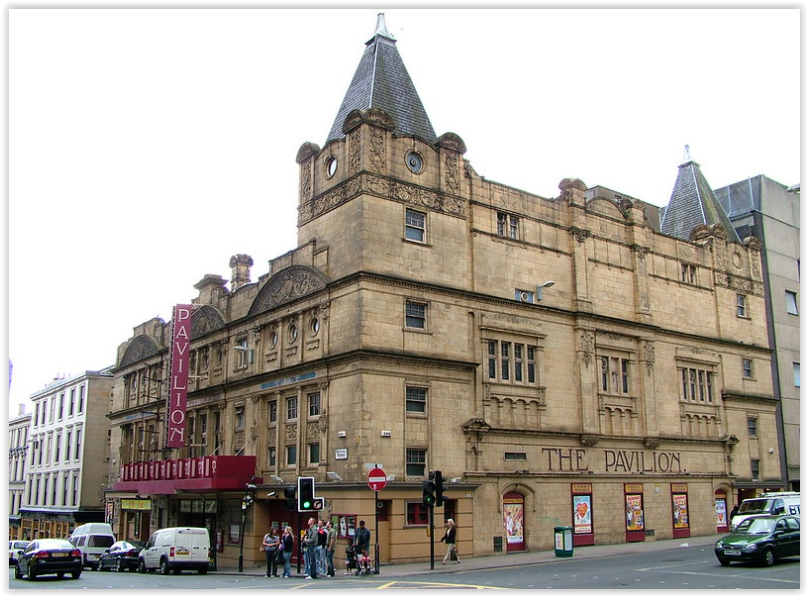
[405,209,425,242]
[786,291,798,315]
[406,387,427,413]
[405,302,426,329]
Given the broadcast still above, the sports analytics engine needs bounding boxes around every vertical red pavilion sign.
[167,304,192,448]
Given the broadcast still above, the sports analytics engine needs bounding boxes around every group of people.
[262,517,457,578]
[342,520,373,576]
[260,525,295,578]
[297,517,372,579]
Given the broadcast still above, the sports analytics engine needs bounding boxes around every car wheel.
[160,558,170,575]
[718,558,730,566]
[763,548,776,567]
[113,559,121,572]
[14,564,23,579]
[28,568,36,581]
[57,573,65,579]
[138,560,146,574]
[71,571,81,579]
[198,567,208,575]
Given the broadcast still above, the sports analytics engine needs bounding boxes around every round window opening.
[269,331,278,349]
[288,324,298,342]
[406,151,424,173]
[310,317,320,335]
[326,156,338,178]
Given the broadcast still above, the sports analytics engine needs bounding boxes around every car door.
[783,517,800,556]
[142,534,159,568]
[772,519,791,558]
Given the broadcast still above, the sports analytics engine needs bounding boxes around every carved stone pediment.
[191,305,226,339]
[249,266,329,316]
[119,335,161,368]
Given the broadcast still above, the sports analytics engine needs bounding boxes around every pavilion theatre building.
[105,15,781,568]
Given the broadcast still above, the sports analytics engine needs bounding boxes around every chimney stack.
[230,254,254,291]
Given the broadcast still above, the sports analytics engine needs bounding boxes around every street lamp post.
[237,483,256,573]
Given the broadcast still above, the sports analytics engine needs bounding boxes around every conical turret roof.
[325,13,437,145]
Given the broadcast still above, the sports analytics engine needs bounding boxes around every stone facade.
[105,116,779,566]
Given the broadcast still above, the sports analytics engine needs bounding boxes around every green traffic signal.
[422,479,436,508]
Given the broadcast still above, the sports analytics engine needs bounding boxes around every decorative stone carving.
[368,127,385,173]
[579,434,599,447]
[298,173,467,226]
[570,227,591,244]
[286,424,297,442]
[579,331,594,367]
[249,266,329,316]
[643,437,660,450]
[349,130,361,172]
[436,132,467,154]
[444,152,459,193]
[307,422,320,438]
[190,305,226,340]
[119,335,161,368]
[632,244,648,259]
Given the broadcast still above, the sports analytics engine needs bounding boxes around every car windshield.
[736,518,775,535]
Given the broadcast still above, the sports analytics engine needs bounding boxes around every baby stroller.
[357,551,374,576]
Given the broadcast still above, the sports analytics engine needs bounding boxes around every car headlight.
[742,544,758,553]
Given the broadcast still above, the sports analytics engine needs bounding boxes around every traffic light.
[298,476,316,511]
[422,475,436,508]
[284,485,297,511]
[434,470,445,507]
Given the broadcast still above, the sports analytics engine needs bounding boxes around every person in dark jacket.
[440,518,459,564]
[354,520,371,557]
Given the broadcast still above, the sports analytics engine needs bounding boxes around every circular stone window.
[326,156,338,178]
[310,317,320,336]
[406,151,424,173]
[269,331,278,349]
[288,324,298,343]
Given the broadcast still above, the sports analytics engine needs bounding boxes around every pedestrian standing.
[281,526,294,578]
[344,537,357,575]
[355,520,371,559]
[315,519,328,577]
[325,520,337,577]
[304,517,319,579]
[261,526,281,577]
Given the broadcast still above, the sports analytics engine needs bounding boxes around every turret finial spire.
[681,144,692,164]
[371,13,396,42]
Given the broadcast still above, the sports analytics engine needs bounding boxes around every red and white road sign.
[367,467,387,491]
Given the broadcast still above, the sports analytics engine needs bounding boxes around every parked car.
[14,539,82,580]
[715,514,800,566]
[9,540,30,566]
[98,540,145,572]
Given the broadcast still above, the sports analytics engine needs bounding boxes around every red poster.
[167,304,192,448]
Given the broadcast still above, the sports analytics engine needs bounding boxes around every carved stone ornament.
[295,142,321,165]
[119,335,161,368]
[342,107,396,135]
[631,244,648,259]
[579,434,599,448]
[436,132,467,154]
[191,305,226,340]
[570,227,591,244]
[643,437,660,450]
[286,424,297,442]
[249,266,329,316]
[579,331,594,367]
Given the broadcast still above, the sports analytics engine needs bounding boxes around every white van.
[137,527,210,575]
[68,523,116,570]
[731,492,800,530]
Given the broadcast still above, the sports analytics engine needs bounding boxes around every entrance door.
[502,493,525,552]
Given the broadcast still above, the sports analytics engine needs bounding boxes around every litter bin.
[554,526,573,557]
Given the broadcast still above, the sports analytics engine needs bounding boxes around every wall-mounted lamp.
[269,475,285,484]
[386,474,396,482]
[327,471,342,482]
[266,491,277,497]
[536,280,556,301]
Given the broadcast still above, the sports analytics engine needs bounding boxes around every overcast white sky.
[6,5,801,418]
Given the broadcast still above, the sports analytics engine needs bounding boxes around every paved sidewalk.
[214,533,722,578]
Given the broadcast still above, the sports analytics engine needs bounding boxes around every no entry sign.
[367,467,387,491]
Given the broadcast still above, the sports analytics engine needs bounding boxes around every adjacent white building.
[9,406,32,539]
